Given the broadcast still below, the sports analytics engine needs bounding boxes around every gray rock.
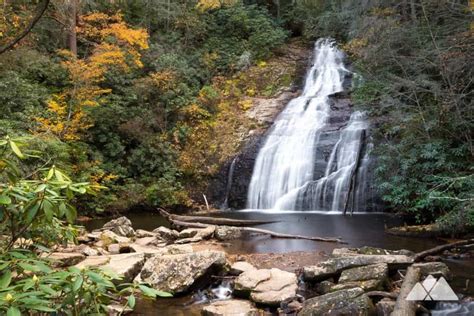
[76,253,145,283]
[107,303,132,315]
[45,252,85,267]
[336,263,388,291]
[99,230,131,245]
[215,226,243,241]
[299,287,375,316]
[201,299,258,316]
[230,261,256,276]
[235,268,298,306]
[303,255,413,281]
[375,298,395,316]
[178,226,215,240]
[102,216,135,237]
[135,229,156,238]
[77,244,99,256]
[332,247,414,257]
[317,280,336,294]
[413,262,450,279]
[153,226,179,242]
[108,243,121,254]
[104,253,146,282]
[139,250,226,294]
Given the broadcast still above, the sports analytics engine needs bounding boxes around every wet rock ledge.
[46,216,471,315]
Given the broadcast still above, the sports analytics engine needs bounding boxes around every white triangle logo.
[406,274,458,301]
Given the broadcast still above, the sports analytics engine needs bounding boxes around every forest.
[0,0,472,315]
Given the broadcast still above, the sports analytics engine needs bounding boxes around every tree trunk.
[67,0,77,55]
[157,208,278,226]
[391,266,421,316]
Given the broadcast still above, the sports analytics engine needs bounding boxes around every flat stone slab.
[303,255,413,281]
[299,287,375,316]
[235,268,298,306]
[202,299,258,316]
[339,263,388,283]
[75,253,145,282]
[230,261,257,276]
[45,252,86,267]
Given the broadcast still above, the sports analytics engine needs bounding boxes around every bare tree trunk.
[391,266,421,316]
[409,0,417,22]
[67,0,77,55]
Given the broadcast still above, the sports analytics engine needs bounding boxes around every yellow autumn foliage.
[36,12,149,141]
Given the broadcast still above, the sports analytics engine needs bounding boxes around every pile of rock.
[47,217,457,316]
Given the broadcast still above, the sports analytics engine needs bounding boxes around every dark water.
[84,211,474,315]
[84,211,440,254]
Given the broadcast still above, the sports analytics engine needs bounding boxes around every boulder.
[135,229,156,238]
[178,226,216,239]
[316,280,336,294]
[412,262,450,278]
[76,253,145,283]
[201,299,258,316]
[303,255,413,281]
[153,226,179,243]
[215,226,243,241]
[108,243,121,254]
[98,230,130,246]
[102,216,135,237]
[107,303,133,315]
[235,268,298,306]
[299,287,375,316]
[104,253,145,282]
[230,261,257,276]
[77,244,99,256]
[138,250,226,294]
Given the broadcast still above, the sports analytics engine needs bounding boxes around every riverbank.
[62,213,474,315]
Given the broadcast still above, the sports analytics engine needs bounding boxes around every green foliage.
[0,136,95,248]
[0,249,169,315]
[342,1,473,232]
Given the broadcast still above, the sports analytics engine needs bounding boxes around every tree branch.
[0,0,51,55]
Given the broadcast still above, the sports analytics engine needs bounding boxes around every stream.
[85,211,474,315]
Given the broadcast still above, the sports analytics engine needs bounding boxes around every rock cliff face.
[208,44,381,211]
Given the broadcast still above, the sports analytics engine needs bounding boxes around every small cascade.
[246,38,371,212]
[221,157,238,210]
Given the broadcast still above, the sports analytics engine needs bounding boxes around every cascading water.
[247,39,370,212]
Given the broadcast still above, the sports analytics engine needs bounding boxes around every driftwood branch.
[391,266,421,316]
[343,129,365,215]
[166,217,344,243]
[0,0,51,55]
[413,238,474,262]
[157,208,278,226]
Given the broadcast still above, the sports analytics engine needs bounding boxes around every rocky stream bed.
[47,216,474,315]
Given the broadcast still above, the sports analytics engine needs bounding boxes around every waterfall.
[221,157,238,210]
[247,39,370,212]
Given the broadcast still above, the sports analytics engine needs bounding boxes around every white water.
[247,39,369,212]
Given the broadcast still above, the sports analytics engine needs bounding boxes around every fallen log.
[157,208,278,226]
[167,218,344,243]
[391,266,421,316]
[413,238,474,262]
[366,291,398,299]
